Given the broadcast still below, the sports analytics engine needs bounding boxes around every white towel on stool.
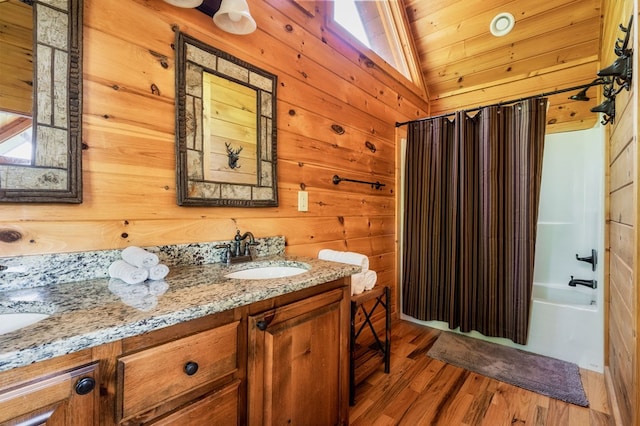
[121,246,159,268]
[147,264,169,281]
[350,273,366,295]
[317,249,369,271]
[351,270,377,295]
[108,260,149,285]
[362,270,377,290]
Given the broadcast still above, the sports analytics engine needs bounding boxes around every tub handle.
[575,249,597,271]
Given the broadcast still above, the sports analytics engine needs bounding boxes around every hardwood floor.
[349,320,614,426]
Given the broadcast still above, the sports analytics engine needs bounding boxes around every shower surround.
[403,126,605,372]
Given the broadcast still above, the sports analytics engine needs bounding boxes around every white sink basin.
[0,313,50,335]
[225,266,308,280]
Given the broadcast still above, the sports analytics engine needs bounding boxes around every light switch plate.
[298,191,308,212]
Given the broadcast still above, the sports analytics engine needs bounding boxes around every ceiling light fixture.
[213,0,257,35]
[162,0,204,7]
[490,12,515,37]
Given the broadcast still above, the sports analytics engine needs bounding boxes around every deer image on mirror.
[175,31,278,207]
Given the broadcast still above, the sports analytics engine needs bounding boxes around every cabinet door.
[248,287,349,425]
[0,362,99,425]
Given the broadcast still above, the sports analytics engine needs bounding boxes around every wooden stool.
[349,285,391,406]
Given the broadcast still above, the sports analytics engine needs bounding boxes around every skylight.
[334,0,370,48]
[330,0,421,86]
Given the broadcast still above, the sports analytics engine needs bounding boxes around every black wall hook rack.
[591,15,633,125]
[333,175,386,190]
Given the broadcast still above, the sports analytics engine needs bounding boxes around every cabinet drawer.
[149,379,240,425]
[0,362,99,425]
[117,321,238,420]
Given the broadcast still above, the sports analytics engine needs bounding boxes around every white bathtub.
[403,282,604,372]
[523,283,603,372]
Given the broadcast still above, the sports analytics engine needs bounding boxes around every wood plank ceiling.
[403,0,604,133]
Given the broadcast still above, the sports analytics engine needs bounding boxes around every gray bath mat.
[427,331,589,407]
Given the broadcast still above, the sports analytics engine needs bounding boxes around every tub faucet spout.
[568,276,597,289]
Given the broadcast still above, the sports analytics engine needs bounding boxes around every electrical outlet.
[298,191,308,212]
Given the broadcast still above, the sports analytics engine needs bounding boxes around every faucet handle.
[215,244,232,265]
[243,240,260,256]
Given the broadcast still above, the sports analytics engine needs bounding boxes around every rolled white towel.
[108,260,149,285]
[350,272,367,296]
[362,270,377,291]
[121,246,159,268]
[318,249,369,271]
[147,264,169,281]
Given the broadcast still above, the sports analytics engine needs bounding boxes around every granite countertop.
[0,256,359,373]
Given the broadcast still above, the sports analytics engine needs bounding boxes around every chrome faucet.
[217,230,259,265]
[234,230,256,256]
[568,276,597,289]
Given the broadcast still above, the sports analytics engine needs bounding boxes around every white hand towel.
[318,249,369,271]
[147,264,169,281]
[350,272,367,296]
[108,260,149,285]
[362,270,377,291]
[121,246,159,268]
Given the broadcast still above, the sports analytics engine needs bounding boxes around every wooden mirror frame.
[175,31,278,207]
[0,0,83,203]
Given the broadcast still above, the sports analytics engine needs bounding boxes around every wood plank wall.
[0,0,430,318]
[602,0,638,425]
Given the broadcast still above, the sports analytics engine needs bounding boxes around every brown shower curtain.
[402,98,547,345]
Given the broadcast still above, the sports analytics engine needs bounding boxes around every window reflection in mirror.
[0,0,83,203]
[0,0,33,165]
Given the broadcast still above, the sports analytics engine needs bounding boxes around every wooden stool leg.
[349,286,391,406]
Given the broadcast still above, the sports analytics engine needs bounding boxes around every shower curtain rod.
[395,79,608,127]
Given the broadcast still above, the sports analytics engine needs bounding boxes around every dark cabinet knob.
[184,361,199,376]
[256,312,275,331]
[75,377,96,395]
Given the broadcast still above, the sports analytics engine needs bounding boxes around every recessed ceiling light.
[490,12,515,37]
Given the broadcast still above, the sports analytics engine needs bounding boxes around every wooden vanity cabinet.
[0,278,351,426]
[247,285,350,425]
[0,360,100,425]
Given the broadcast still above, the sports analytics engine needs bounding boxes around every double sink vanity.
[0,237,358,425]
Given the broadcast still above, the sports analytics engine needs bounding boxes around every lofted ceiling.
[403,0,604,133]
